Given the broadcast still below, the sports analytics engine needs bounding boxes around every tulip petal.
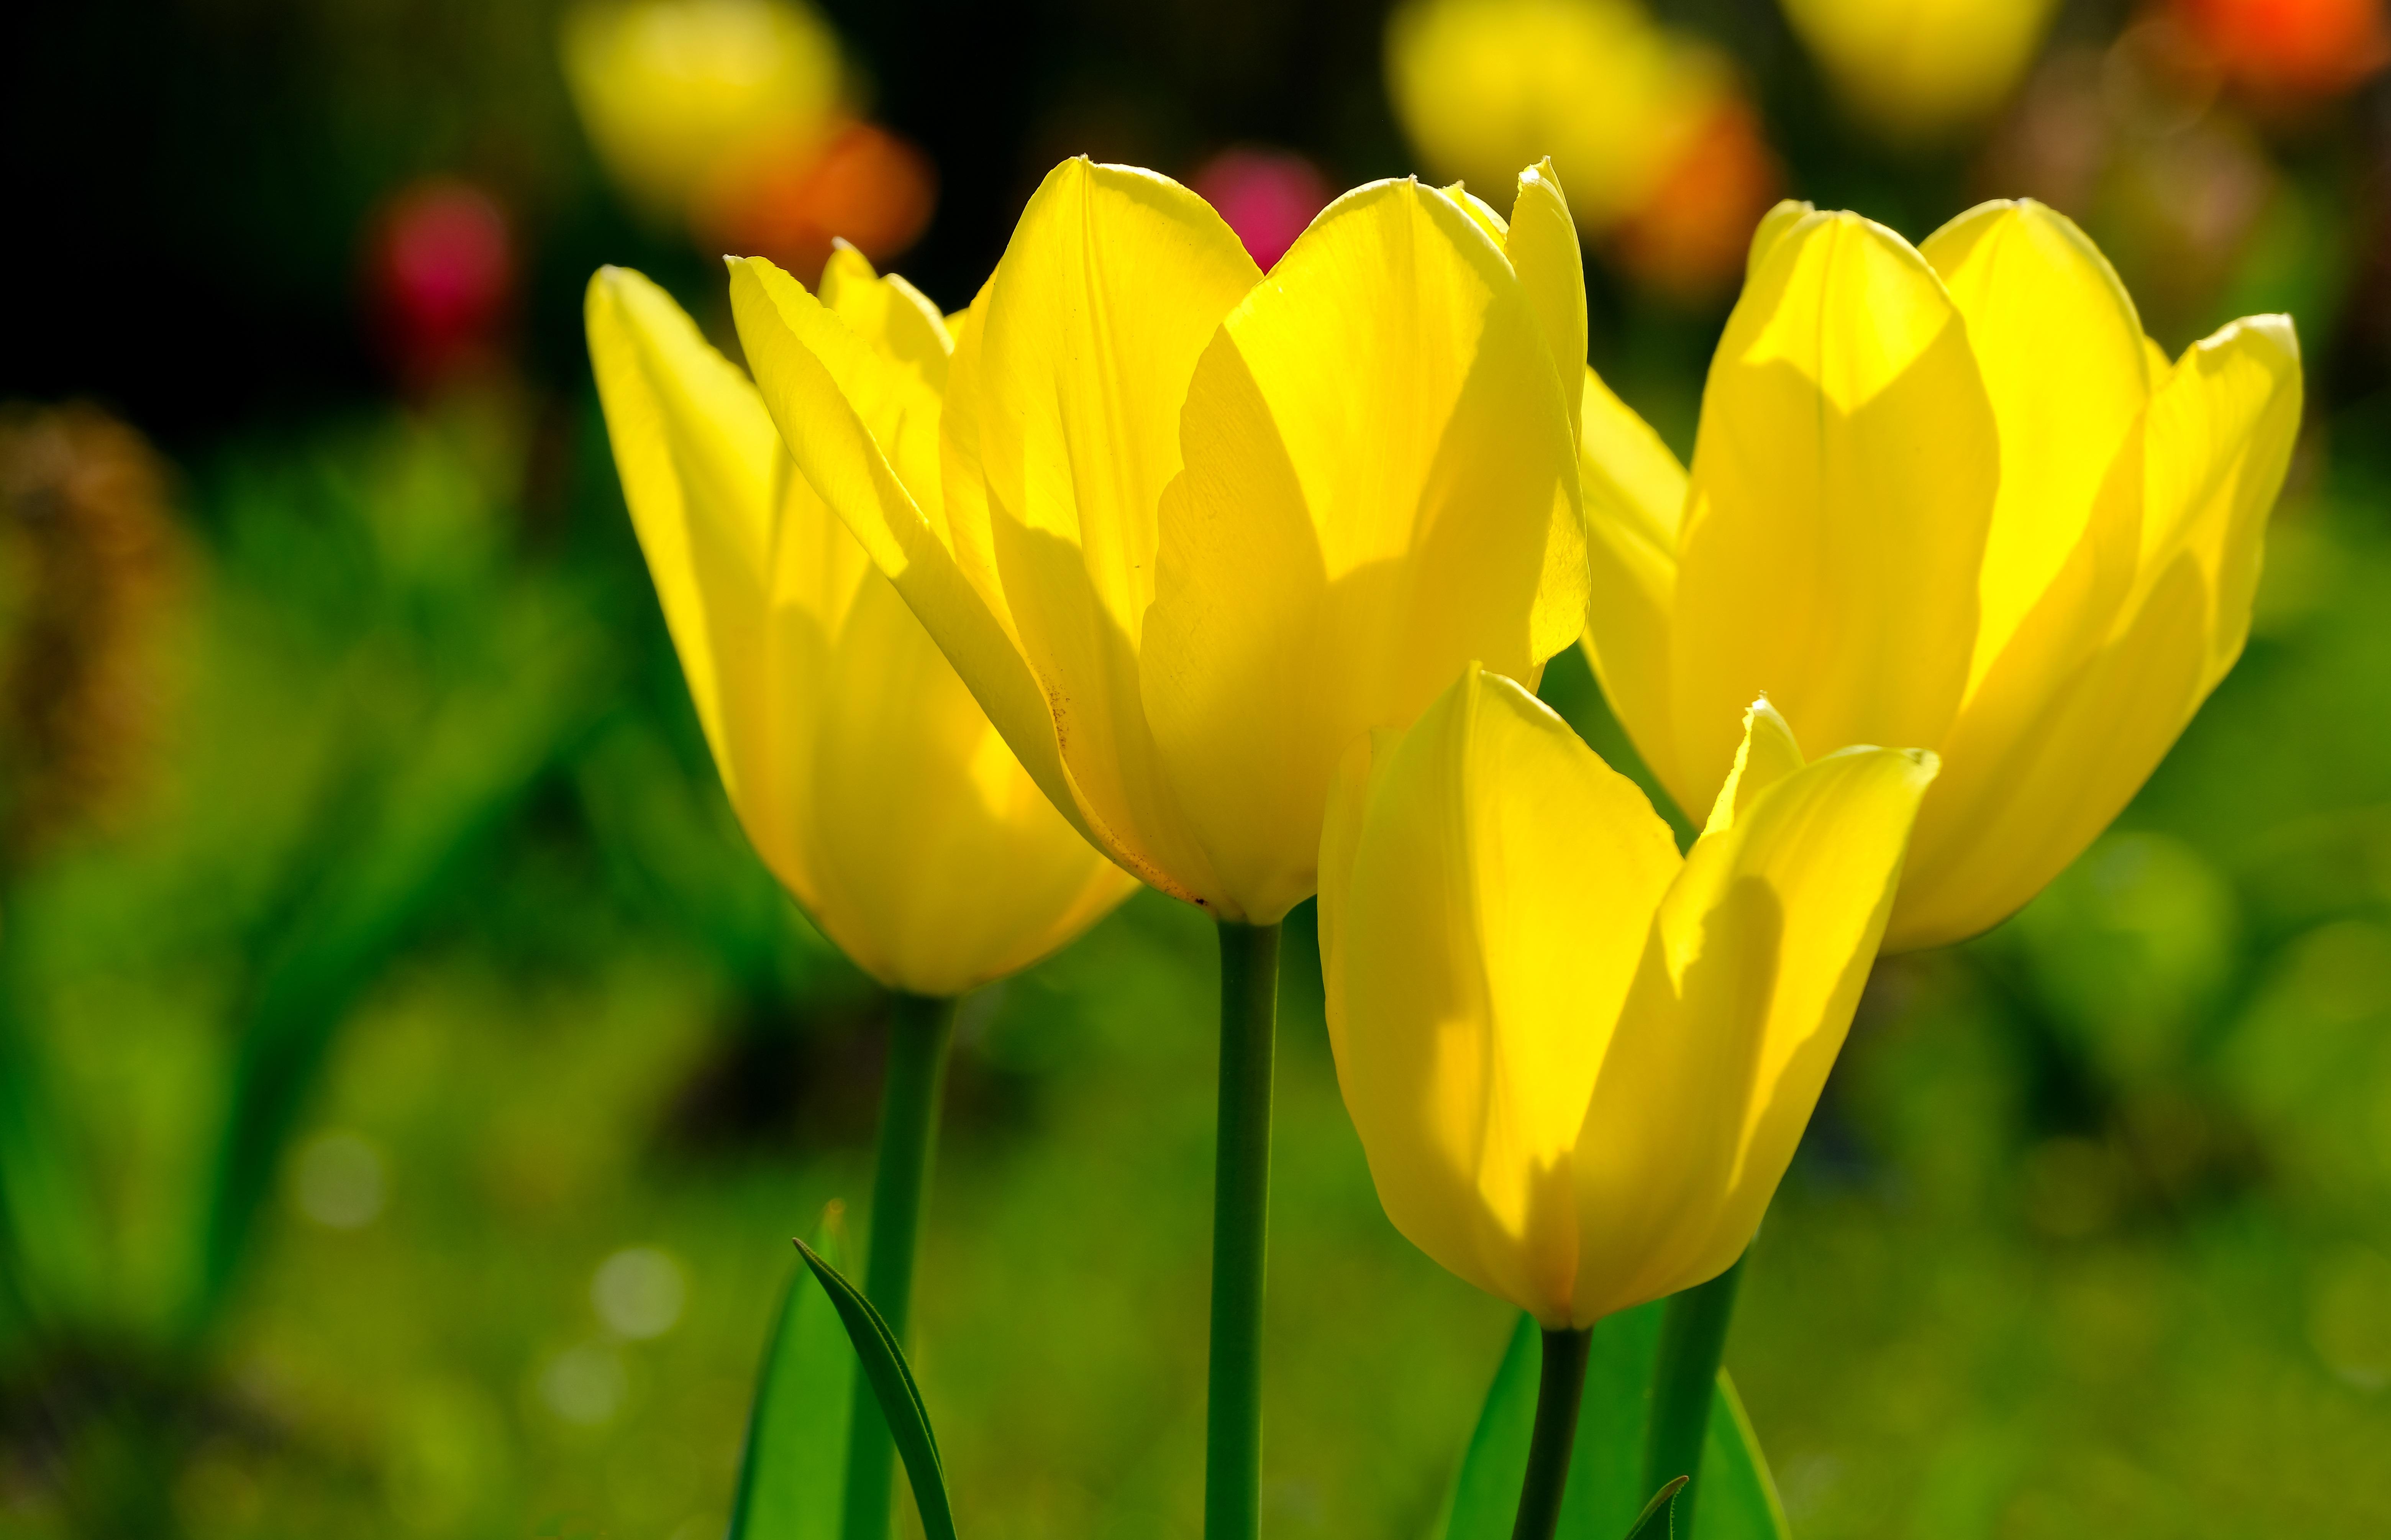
[2141,313,2302,689]
[1505,161,1589,448]
[586,267,819,840]
[817,241,953,398]
[1887,314,2299,950]
[587,271,770,740]
[962,158,1260,908]
[1671,210,1995,814]
[1572,738,1936,1321]
[811,571,1137,995]
[1144,177,1584,920]
[727,255,1102,869]
[1745,198,1812,277]
[1700,697,1804,836]
[1325,665,1679,1325]
[1922,200,2153,688]
[1577,364,1689,794]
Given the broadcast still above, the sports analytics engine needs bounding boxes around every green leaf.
[1436,1306,1790,1540]
[728,1205,856,1540]
[1695,1373,1792,1540]
[1436,1312,1540,1540]
[1625,1477,1689,1539]
[791,1235,959,1540]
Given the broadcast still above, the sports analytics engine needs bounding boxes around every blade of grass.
[1623,1478,1689,1540]
[792,1237,957,1540]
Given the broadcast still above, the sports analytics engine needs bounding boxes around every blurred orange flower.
[2173,0,2391,95]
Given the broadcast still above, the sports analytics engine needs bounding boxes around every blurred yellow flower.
[1384,0,1779,294]
[1318,668,1935,1326]
[1780,0,2057,138]
[1579,198,2303,952]
[584,259,1134,996]
[726,158,1593,924]
[562,0,933,277]
[562,0,843,223]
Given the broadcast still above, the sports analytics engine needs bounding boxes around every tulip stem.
[1513,1325,1592,1540]
[1205,918,1281,1540]
[841,991,957,1540]
[1641,1251,1747,1535]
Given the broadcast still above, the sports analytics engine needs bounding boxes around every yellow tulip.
[727,157,1594,923]
[1779,0,2056,138]
[584,258,1136,996]
[1318,665,1936,1325]
[1580,198,2303,952]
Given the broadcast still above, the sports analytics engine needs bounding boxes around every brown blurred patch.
[0,404,185,865]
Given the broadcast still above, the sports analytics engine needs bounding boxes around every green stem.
[1205,919,1281,1540]
[840,992,957,1540]
[1642,1252,1746,1533]
[1512,1326,1592,1540]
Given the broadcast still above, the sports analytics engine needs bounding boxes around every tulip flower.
[1317,666,1933,1535]
[727,156,1594,1540]
[1779,0,2058,138]
[1320,669,1933,1325]
[1580,198,2302,953]
[586,257,1135,1540]
[585,261,1133,997]
[728,157,1591,925]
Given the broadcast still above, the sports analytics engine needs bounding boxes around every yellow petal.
[1745,197,1813,277]
[2140,313,2302,690]
[1922,199,2152,690]
[1571,736,1937,1321]
[585,266,793,823]
[1576,363,1689,795]
[1887,313,2299,951]
[1670,209,1995,818]
[1437,179,1509,241]
[816,239,953,399]
[1143,177,1584,922]
[1505,161,1588,448]
[809,569,1137,995]
[964,158,1259,909]
[726,254,1100,871]
[1700,696,1805,836]
[1322,664,1680,1325]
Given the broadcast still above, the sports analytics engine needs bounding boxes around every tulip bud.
[1318,665,1936,1325]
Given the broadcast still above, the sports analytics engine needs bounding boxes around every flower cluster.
[587,156,2298,1538]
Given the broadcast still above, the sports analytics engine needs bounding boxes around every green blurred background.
[3,0,2389,1534]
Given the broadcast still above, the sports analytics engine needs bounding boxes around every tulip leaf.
[1435,1312,1541,1540]
[728,1207,854,1540]
[1435,1305,1790,1540]
[791,1235,959,1540]
[1624,1477,1690,1539]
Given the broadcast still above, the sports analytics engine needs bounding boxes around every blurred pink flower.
[1189,146,1332,271]
[365,179,515,390]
